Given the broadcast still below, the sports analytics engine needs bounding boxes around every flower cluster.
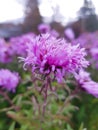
[75,69,98,98]
[0,69,20,92]
[21,33,89,82]
[10,32,35,57]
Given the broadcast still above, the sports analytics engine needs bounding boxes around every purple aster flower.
[38,23,59,38]
[0,69,20,92]
[82,81,98,98]
[10,32,35,57]
[74,69,91,84]
[21,33,89,83]
[74,69,98,98]
[38,23,51,33]
[0,38,13,63]
[72,31,98,69]
[64,28,75,40]
[50,29,59,38]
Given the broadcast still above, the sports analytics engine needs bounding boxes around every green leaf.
[8,122,15,130]
[66,124,73,130]
[78,123,87,130]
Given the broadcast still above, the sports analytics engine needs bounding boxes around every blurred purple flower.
[10,32,35,57]
[82,81,98,98]
[75,69,98,98]
[38,23,59,38]
[0,38,13,63]
[72,33,93,49]
[74,69,91,84]
[72,31,98,69]
[38,23,51,33]
[21,33,89,82]
[64,28,75,40]
[50,29,59,38]
[0,69,20,92]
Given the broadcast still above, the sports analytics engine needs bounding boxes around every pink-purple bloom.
[0,38,13,63]
[75,69,98,98]
[82,81,98,98]
[74,69,91,84]
[72,32,94,49]
[10,32,35,57]
[0,69,20,92]
[64,28,75,40]
[38,23,59,38]
[72,31,98,69]
[21,33,89,82]
[38,23,51,33]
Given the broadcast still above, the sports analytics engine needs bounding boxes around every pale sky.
[0,0,98,24]
[39,0,83,18]
[38,0,98,24]
[0,0,25,23]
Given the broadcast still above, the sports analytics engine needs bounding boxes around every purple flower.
[50,29,59,38]
[0,38,13,63]
[64,28,75,40]
[72,32,93,49]
[38,23,59,38]
[74,69,91,84]
[82,81,98,98]
[72,31,98,69]
[10,32,35,57]
[21,33,89,82]
[38,23,51,33]
[0,69,20,92]
[75,69,98,98]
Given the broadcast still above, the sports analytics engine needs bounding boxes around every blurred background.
[0,0,98,39]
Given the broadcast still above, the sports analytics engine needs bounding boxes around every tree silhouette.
[22,0,42,33]
[78,0,98,32]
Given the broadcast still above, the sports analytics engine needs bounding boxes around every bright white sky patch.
[38,0,98,25]
[0,0,25,23]
[39,1,54,17]
[93,0,98,14]
[0,0,98,24]
[38,0,83,24]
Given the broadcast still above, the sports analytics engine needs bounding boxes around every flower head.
[21,33,89,82]
[64,28,75,40]
[74,69,91,84]
[0,69,20,92]
[38,23,59,38]
[75,69,98,98]
[72,31,98,69]
[0,38,13,63]
[38,23,51,33]
[10,33,35,57]
[82,81,98,98]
